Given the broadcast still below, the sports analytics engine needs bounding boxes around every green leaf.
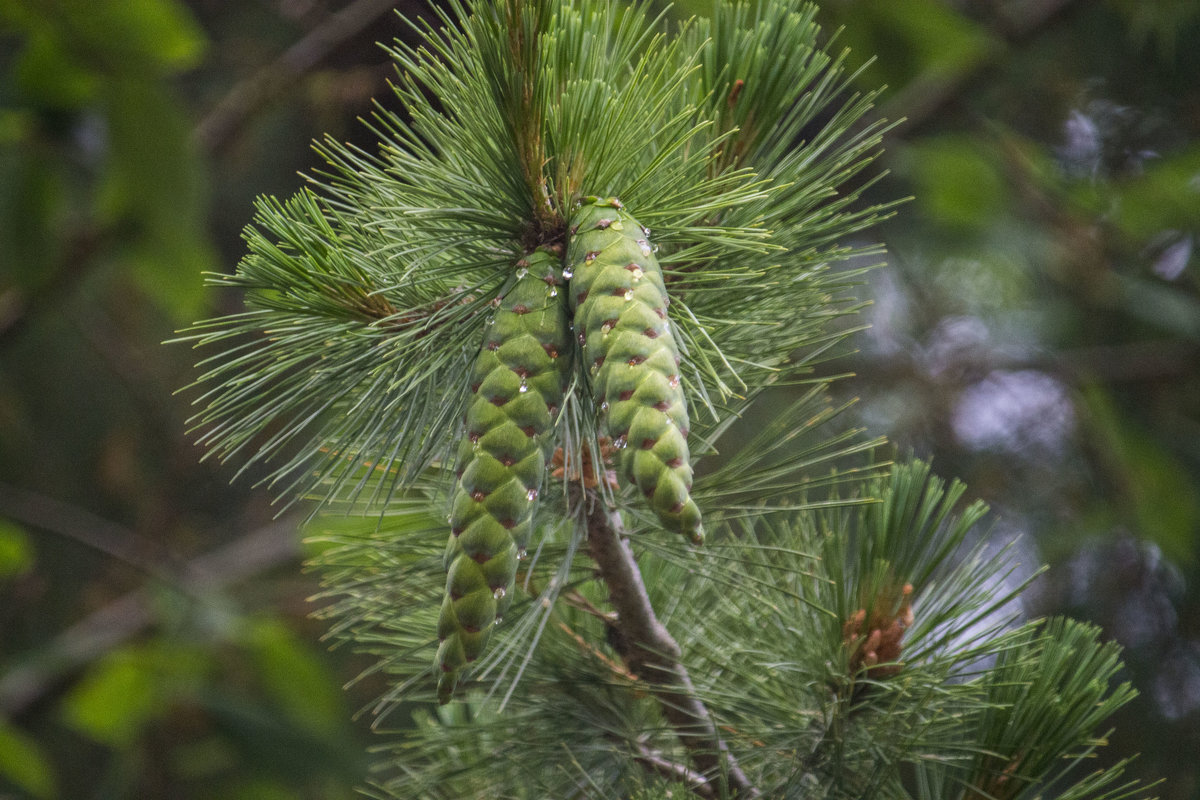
[0,720,57,799]
[903,135,1009,231]
[210,777,299,800]
[11,30,98,107]
[60,642,211,747]
[826,0,997,89]
[242,618,349,738]
[0,519,34,578]
[87,0,207,71]
[1107,145,1200,240]
[95,77,215,321]
[1084,386,1200,565]
[61,648,162,747]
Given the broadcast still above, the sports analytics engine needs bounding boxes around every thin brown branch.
[579,487,759,798]
[632,741,719,800]
[554,621,637,683]
[0,226,113,352]
[0,483,177,581]
[192,0,413,154]
[0,519,301,718]
[880,0,1083,136]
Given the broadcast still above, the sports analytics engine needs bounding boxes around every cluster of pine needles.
[178,1,1155,797]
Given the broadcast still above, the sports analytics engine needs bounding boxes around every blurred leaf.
[60,642,212,747]
[902,135,1009,230]
[5,0,205,75]
[215,778,299,800]
[10,30,98,107]
[825,0,996,88]
[1085,386,1200,565]
[1106,0,1200,53]
[0,719,56,798]
[82,0,207,71]
[1108,146,1200,241]
[1115,273,1200,341]
[194,690,366,783]
[61,647,160,747]
[95,77,215,321]
[0,147,69,292]
[0,518,34,578]
[242,618,349,739]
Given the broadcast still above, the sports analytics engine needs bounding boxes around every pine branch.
[579,485,759,799]
[631,741,718,800]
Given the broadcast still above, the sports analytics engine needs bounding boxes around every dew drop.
[516,267,528,279]
[485,316,496,326]
[494,616,503,626]
[548,287,558,297]
[610,220,624,231]
[613,435,627,450]
[652,243,660,253]
[630,267,644,280]
[493,586,507,600]
[622,289,634,301]
[518,379,529,393]
[562,268,574,279]
[578,331,587,345]
[518,548,528,560]
[599,401,609,413]
[637,240,651,256]
[641,226,651,236]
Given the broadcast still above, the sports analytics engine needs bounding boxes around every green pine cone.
[567,197,703,544]
[437,246,572,702]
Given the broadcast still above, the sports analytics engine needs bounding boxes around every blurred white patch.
[922,315,991,377]
[1150,232,1192,281]
[1060,109,1103,178]
[952,370,1074,454]
[1154,642,1200,721]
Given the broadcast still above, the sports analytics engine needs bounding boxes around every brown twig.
[632,741,719,799]
[192,0,413,154]
[879,0,1083,136]
[0,519,301,718]
[578,486,759,798]
[0,483,177,582]
[554,621,637,683]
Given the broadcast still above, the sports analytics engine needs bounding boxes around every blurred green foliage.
[0,0,1196,797]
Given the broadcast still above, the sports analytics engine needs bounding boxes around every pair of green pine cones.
[436,197,701,701]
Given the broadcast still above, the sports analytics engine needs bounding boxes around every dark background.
[1,1,1197,797]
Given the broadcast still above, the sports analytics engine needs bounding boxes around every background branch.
[193,0,416,154]
[0,518,301,718]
